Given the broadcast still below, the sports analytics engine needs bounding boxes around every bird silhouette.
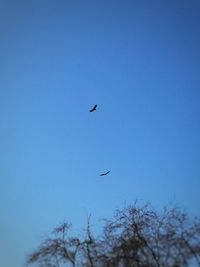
[100,171,110,176]
[89,104,97,112]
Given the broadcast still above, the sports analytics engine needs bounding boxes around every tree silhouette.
[27,202,200,267]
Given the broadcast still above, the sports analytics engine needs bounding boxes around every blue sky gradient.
[1,1,200,266]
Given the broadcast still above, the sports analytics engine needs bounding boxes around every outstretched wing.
[89,104,97,112]
[100,171,110,176]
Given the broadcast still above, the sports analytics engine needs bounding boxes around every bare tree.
[27,222,81,267]
[27,202,200,267]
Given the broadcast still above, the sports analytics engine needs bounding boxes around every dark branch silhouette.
[27,202,200,267]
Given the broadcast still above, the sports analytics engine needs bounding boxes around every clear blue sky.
[0,1,200,266]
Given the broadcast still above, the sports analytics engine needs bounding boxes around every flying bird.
[100,171,110,176]
[89,104,97,112]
